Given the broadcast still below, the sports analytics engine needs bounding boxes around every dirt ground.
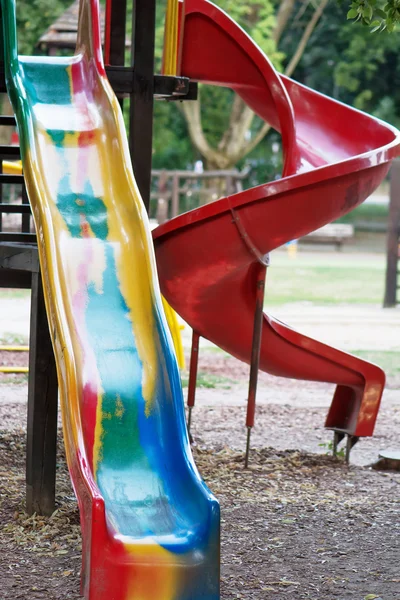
[1,427,399,600]
[0,301,400,599]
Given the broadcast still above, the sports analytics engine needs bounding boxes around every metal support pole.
[245,265,267,468]
[332,431,341,457]
[345,434,358,464]
[187,330,200,434]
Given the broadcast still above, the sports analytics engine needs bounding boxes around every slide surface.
[153,0,400,438]
[0,158,186,369]
[1,1,219,599]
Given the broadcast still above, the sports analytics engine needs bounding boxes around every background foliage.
[12,0,400,181]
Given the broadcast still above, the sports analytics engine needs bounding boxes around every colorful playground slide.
[153,0,400,439]
[1,0,219,598]
[1,158,186,369]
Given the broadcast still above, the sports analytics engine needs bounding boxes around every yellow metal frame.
[0,345,29,351]
[2,159,23,174]
[163,0,179,76]
[0,366,28,373]
[0,345,29,373]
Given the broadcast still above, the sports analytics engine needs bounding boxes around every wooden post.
[0,159,3,233]
[106,0,127,112]
[105,0,127,66]
[156,170,169,223]
[129,0,156,212]
[225,174,233,196]
[26,271,59,516]
[21,184,30,233]
[384,159,400,307]
[106,0,127,66]
[171,172,179,218]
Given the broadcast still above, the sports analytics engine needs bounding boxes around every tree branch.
[218,94,247,151]
[274,0,296,43]
[178,0,328,169]
[231,0,328,160]
[284,0,329,78]
[222,102,256,160]
[240,122,272,157]
[180,100,210,157]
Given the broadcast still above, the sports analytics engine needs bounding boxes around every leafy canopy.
[16,0,71,54]
[346,0,400,32]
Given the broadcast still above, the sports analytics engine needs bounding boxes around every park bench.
[301,223,354,250]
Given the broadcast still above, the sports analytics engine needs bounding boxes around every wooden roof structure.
[38,0,130,52]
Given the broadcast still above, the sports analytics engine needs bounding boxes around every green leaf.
[347,7,359,18]
[362,5,374,20]
[375,8,387,18]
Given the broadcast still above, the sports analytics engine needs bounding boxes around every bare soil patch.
[1,430,399,599]
[1,332,399,599]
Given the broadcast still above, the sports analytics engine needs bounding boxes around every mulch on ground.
[194,351,400,391]
[1,430,399,600]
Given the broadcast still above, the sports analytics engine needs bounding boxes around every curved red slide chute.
[153,0,400,438]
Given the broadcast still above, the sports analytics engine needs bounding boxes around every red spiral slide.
[153,0,400,445]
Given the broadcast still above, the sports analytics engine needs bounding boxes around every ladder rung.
[0,174,24,184]
[0,204,31,214]
[0,232,36,244]
[0,145,20,158]
[0,116,16,126]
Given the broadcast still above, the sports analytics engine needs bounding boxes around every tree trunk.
[180,2,328,173]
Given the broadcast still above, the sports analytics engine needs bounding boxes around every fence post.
[384,160,400,307]
[171,172,179,218]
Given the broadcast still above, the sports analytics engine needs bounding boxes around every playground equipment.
[0,344,28,373]
[0,0,191,525]
[1,158,187,367]
[153,0,400,464]
[2,158,22,174]
[1,0,400,597]
[1,0,218,599]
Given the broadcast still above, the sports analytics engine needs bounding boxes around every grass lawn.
[265,251,386,305]
[180,371,236,389]
[335,201,388,227]
[0,334,28,346]
[350,350,400,379]
[0,289,30,299]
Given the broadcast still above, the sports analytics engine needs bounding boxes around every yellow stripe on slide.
[162,297,185,370]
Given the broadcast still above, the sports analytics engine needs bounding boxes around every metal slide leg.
[345,435,359,464]
[187,330,200,436]
[245,265,267,468]
[332,431,343,457]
